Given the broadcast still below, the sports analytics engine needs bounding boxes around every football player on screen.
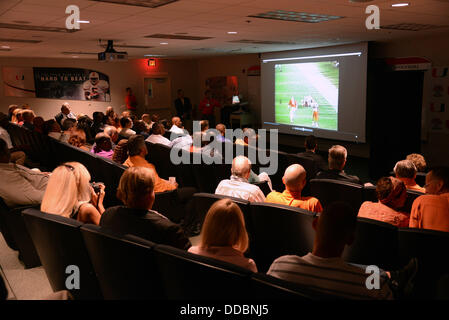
[288,96,297,123]
[312,101,319,128]
[83,72,109,101]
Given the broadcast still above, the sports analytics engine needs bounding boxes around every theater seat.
[398,228,449,299]
[250,273,338,300]
[400,189,424,214]
[153,244,253,300]
[253,180,271,197]
[22,208,102,300]
[310,178,363,211]
[152,189,181,223]
[80,224,163,300]
[249,202,316,273]
[0,198,41,268]
[342,217,399,270]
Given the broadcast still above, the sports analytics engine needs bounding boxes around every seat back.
[0,198,18,250]
[250,273,338,300]
[0,198,40,268]
[363,185,377,203]
[342,217,399,270]
[398,228,449,299]
[249,202,316,273]
[80,224,163,299]
[415,172,426,186]
[152,189,180,222]
[22,208,102,299]
[400,189,424,213]
[310,179,363,211]
[253,180,271,197]
[146,142,174,180]
[153,244,252,300]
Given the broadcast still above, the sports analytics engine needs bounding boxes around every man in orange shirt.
[394,160,425,193]
[265,164,323,213]
[410,167,449,232]
[123,135,176,193]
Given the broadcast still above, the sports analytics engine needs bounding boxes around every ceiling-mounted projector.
[98,40,128,62]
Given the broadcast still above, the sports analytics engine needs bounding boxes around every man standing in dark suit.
[174,89,192,121]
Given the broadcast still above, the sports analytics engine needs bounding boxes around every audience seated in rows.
[406,153,427,173]
[91,132,113,160]
[33,116,44,134]
[268,202,417,300]
[146,122,171,146]
[358,177,409,227]
[68,129,90,152]
[265,164,323,213]
[60,118,76,143]
[169,116,185,134]
[22,110,35,131]
[90,111,105,138]
[119,117,136,139]
[7,104,18,122]
[235,127,257,146]
[100,166,191,250]
[189,198,257,272]
[0,112,26,165]
[111,139,128,164]
[215,123,231,143]
[316,145,363,185]
[103,125,118,147]
[54,102,76,127]
[11,108,23,124]
[123,135,177,193]
[394,160,425,193]
[105,106,117,127]
[215,155,265,202]
[43,119,62,140]
[297,135,327,173]
[0,139,49,207]
[410,167,449,232]
[41,162,105,225]
[132,120,149,139]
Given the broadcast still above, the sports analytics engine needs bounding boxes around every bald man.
[169,116,185,134]
[215,156,265,202]
[265,164,323,213]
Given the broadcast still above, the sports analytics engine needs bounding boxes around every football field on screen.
[274,62,339,130]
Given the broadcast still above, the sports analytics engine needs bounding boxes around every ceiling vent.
[90,0,179,8]
[381,23,447,31]
[0,23,77,33]
[228,39,296,45]
[145,34,213,40]
[249,10,343,23]
[100,44,154,49]
[0,38,42,43]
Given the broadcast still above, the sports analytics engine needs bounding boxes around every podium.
[230,111,253,129]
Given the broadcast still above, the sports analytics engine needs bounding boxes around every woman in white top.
[188,198,257,272]
[41,162,105,225]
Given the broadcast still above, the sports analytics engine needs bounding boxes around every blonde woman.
[41,162,105,225]
[188,199,257,272]
[11,108,23,124]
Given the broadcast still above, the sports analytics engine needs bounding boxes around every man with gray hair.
[55,102,76,127]
[103,125,119,145]
[394,160,425,193]
[215,155,265,202]
[316,145,362,185]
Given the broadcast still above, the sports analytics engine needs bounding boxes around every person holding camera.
[41,162,106,225]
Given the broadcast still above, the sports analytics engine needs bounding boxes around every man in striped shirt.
[267,202,394,299]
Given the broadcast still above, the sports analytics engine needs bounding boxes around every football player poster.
[33,67,111,102]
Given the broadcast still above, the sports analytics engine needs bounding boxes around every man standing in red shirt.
[198,90,221,127]
[125,87,137,115]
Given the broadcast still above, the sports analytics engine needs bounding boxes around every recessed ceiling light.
[1,45,10,49]
[144,54,165,57]
[72,55,79,58]
[227,31,237,34]
[77,20,90,23]
[160,42,168,45]
[391,3,409,7]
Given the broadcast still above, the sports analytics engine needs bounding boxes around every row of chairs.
[191,193,449,298]
[310,179,424,213]
[22,207,331,300]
